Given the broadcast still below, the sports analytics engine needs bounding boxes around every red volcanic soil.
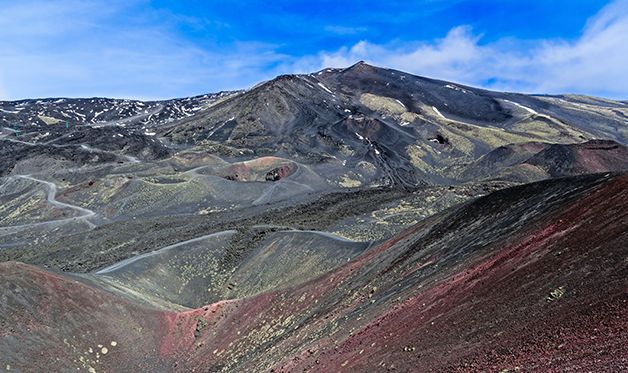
[462,140,628,183]
[525,139,628,177]
[0,263,168,371]
[317,175,628,372]
[219,156,297,182]
[1,173,627,372]
[180,173,628,372]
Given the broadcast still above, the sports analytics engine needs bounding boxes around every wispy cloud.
[298,0,628,98]
[0,0,286,100]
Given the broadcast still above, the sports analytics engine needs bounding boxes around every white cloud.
[0,0,287,99]
[317,27,487,84]
[298,0,628,99]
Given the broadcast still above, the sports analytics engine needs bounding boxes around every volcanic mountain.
[163,62,628,185]
[0,62,627,372]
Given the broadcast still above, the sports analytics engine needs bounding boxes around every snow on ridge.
[444,84,469,94]
[317,82,333,94]
[432,106,446,120]
[503,99,538,115]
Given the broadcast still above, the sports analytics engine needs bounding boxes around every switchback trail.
[0,175,97,233]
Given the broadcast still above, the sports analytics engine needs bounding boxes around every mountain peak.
[344,60,375,72]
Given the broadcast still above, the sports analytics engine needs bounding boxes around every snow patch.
[503,99,538,115]
[444,84,469,94]
[317,82,333,94]
[432,106,446,119]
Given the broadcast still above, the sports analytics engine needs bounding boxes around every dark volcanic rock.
[526,139,628,177]
[458,140,628,182]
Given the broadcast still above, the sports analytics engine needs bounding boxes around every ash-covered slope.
[0,125,172,176]
[1,62,627,266]
[0,92,239,176]
[90,229,370,309]
[1,173,626,372]
[526,139,628,177]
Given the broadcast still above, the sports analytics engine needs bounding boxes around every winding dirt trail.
[94,230,237,274]
[0,175,96,233]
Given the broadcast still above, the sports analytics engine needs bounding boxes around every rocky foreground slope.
[1,173,626,372]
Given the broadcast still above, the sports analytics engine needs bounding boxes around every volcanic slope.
[2,62,627,197]
[2,63,628,281]
[1,172,626,372]
[0,91,239,128]
[459,139,628,182]
[89,229,370,309]
[163,62,628,186]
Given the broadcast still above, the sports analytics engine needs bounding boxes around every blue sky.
[0,0,626,100]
